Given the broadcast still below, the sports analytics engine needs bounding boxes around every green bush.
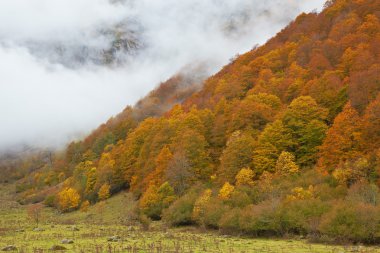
[44,195,56,207]
[139,214,152,231]
[162,191,197,226]
[319,202,380,243]
[277,199,330,235]
[239,200,280,236]
[203,198,227,229]
[313,183,347,201]
[219,208,241,234]
[346,182,380,205]
[227,189,252,208]
[15,183,33,193]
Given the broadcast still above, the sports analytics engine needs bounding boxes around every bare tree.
[166,151,193,195]
[27,204,43,227]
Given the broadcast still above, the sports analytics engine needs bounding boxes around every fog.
[0,0,325,151]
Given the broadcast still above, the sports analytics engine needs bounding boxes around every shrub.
[44,195,56,207]
[313,183,347,201]
[346,182,379,205]
[227,189,252,208]
[192,189,213,224]
[202,198,227,229]
[319,202,380,243]
[277,198,330,235]
[219,208,241,234]
[139,214,152,231]
[239,200,280,236]
[80,200,90,212]
[139,182,176,220]
[16,183,33,193]
[162,191,197,226]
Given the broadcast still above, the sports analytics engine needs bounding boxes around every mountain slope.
[13,0,380,243]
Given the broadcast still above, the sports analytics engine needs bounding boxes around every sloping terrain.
[5,0,380,244]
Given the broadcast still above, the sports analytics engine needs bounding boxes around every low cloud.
[0,0,325,151]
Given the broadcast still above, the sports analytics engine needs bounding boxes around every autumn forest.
[2,0,380,248]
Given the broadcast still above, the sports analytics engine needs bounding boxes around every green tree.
[219,131,255,183]
[171,128,212,181]
[282,96,328,166]
[298,120,328,166]
[252,120,294,174]
[252,143,279,174]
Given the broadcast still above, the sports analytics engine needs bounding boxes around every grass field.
[1,184,380,253]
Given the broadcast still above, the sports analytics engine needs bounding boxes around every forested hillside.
[12,0,380,243]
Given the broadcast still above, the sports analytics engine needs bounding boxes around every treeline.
[14,0,380,243]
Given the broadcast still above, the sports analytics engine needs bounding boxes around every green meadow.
[1,184,379,253]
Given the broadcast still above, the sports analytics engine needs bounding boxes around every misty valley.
[1,0,380,252]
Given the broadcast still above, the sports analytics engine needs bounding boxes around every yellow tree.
[229,93,281,132]
[332,157,370,186]
[96,153,115,188]
[286,186,315,202]
[85,167,97,196]
[253,120,294,174]
[235,168,255,187]
[139,182,176,220]
[218,182,235,201]
[73,161,94,195]
[139,184,160,219]
[98,183,111,201]
[57,188,81,212]
[192,189,212,223]
[275,152,299,176]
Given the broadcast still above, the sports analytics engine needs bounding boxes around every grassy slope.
[1,185,379,253]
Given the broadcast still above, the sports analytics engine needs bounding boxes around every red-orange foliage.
[318,103,363,173]
[11,1,380,228]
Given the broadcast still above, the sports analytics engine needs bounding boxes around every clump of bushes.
[319,202,380,243]
[162,191,197,226]
[163,177,380,244]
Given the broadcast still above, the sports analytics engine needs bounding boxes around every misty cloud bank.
[0,0,325,151]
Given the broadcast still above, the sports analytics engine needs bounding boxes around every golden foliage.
[235,168,255,187]
[192,189,212,222]
[275,152,299,176]
[98,183,111,201]
[332,157,369,186]
[218,182,235,200]
[80,200,90,213]
[286,185,315,202]
[57,187,81,212]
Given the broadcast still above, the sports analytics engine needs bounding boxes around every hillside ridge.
[7,0,380,243]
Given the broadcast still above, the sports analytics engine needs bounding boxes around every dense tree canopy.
[11,0,380,243]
